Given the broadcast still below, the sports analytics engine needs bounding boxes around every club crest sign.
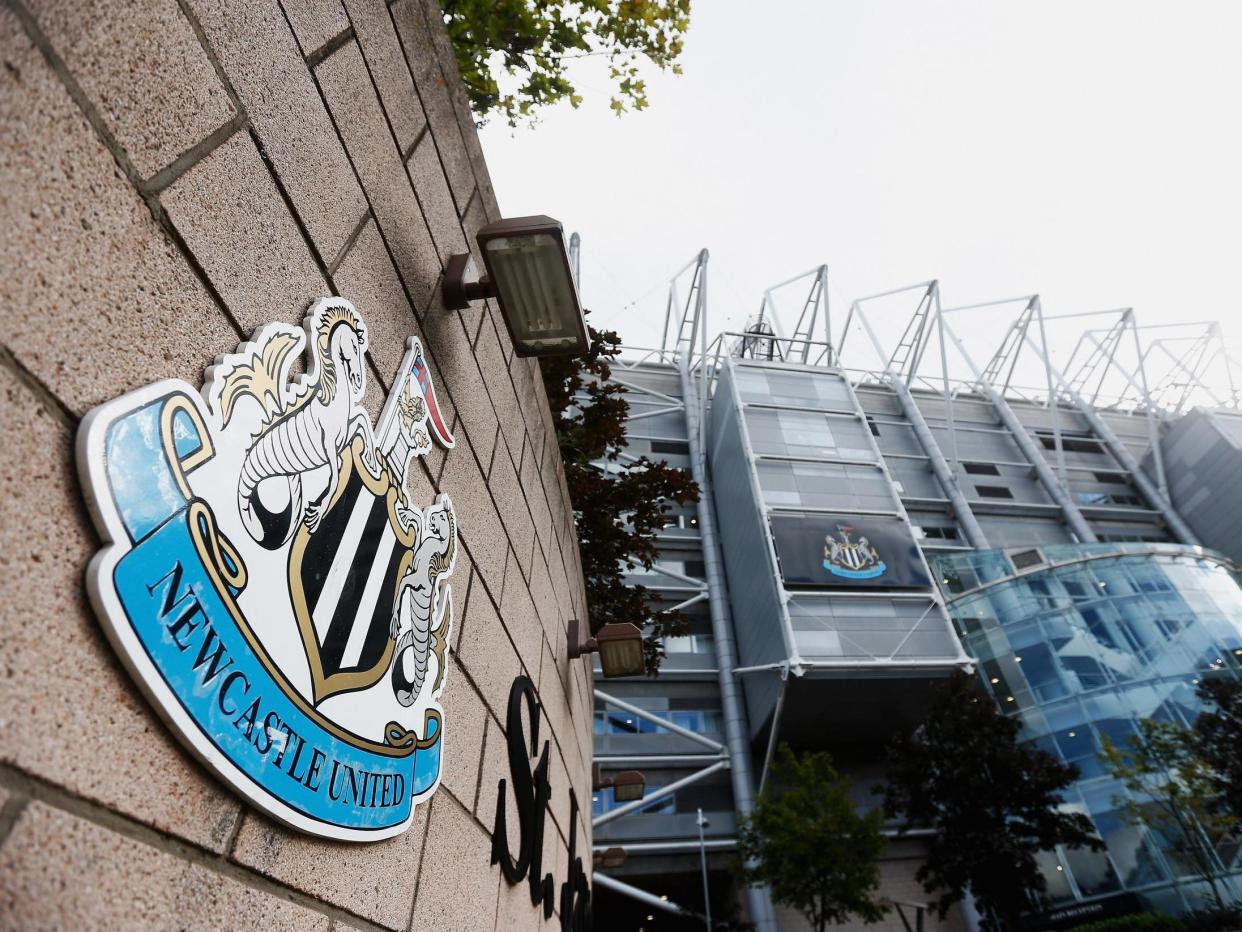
[822,523,887,580]
[77,298,458,841]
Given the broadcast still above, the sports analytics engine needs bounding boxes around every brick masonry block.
[499,548,545,678]
[474,707,519,856]
[490,442,536,583]
[0,803,329,929]
[528,552,563,652]
[411,792,500,932]
[162,130,329,334]
[315,39,440,311]
[521,440,555,560]
[438,436,508,600]
[0,8,237,417]
[454,569,523,723]
[406,130,468,263]
[188,0,368,266]
[416,0,498,219]
[475,317,526,466]
[231,808,428,929]
[434,669,488,810]
[280,0,349,54]
[343,0,426,155]
[389,0,474,214]
[28,0,235,179]
[0,366,242,851]
[486,301,515,362]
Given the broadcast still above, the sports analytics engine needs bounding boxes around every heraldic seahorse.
[390,497,456,707]
[226,302,375,548]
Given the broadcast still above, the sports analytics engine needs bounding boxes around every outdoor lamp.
[442,215,589,358]
[567,618,645,677]
[592,763,646,802]
[593,847,627,870]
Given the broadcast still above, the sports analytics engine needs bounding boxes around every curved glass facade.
[933,543,1242,915]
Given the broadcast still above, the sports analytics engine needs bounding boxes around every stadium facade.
[586,249,1242,931]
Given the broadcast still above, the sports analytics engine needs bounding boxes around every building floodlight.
[568,619,645,678]
[593,762,646,802]
[442,215,589,358]
[593,846,628,869]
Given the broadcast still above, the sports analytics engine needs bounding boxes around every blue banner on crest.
[103,395,440,833]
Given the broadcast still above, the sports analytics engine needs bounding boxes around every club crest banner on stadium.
[770,513,930,589]
[77,298,458,841]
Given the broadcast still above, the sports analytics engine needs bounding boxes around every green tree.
[1196,678,1242,822]
[1101,719,1236,912]
[738,745,888,931]
[540,322,699,673]
[882,673,1103,931]
[440,0,691,126]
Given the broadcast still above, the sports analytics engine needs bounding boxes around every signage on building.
[770,513,929,589]
[77,299,458,841]
[1019,893,1144,931]
[492,676,592,931]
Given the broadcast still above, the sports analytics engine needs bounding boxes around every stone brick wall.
[0,1,593,928]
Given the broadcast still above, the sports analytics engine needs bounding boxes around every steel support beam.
[1019,333,1201,546]
[592,760,730,829]
[594,690,726,753]
[941,318,1098,543]
[680,352,778,932]
[853,302,990,549]
[592,873,696,918]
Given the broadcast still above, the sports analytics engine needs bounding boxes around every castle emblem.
[78,299,457,841]
[822,523,888,580]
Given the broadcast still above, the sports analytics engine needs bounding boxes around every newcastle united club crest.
[77,299,457,841]
[822,523,887,581]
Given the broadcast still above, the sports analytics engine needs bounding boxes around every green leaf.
[441,0,691,125]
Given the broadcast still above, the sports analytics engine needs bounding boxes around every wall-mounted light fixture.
[443,215,589,358]
[593,847,627,870]
[567,618,645,678]
[592,762,646,803]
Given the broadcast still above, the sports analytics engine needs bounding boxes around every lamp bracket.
[567,618,598,660]
[443,253,496,310]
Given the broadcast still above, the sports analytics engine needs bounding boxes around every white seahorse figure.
[389,495,457,707]
[222,300,378,548]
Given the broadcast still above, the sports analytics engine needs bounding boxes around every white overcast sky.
[478,1,1242,399]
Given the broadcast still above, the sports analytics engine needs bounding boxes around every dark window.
[976,485,1014,499]
[1093,471,1129,484]
[920,526,961,540]
[651,440,690,456]
[964,462,1000,476]
[683,560,707,578]
[866,416,881,437]
[1010,549,1045,570]
[1038,434,1103,454]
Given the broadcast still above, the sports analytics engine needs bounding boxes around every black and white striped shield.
[288,435,416,704]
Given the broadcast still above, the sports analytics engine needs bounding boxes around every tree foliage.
[540,322,699,673]
[1195,678,1242,823]
[440,0,691,126]
[739,745,888,932]
[882,673,1103,931]
[1101,718,1236,912]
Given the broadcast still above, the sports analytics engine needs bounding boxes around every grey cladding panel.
[709,364,788,731]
